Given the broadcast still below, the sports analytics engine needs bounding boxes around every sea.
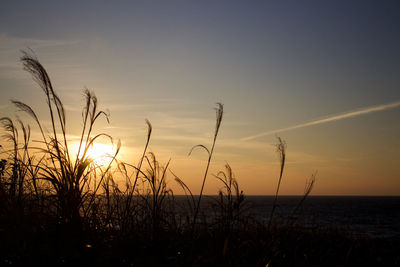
[193,196,400,238]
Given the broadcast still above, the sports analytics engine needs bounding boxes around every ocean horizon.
[171,195,400,238]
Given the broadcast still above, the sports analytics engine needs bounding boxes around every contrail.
[241,100,400,141]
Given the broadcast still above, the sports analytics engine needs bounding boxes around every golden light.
[72,142,117,166]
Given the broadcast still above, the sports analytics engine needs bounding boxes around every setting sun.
[72,142,117,166]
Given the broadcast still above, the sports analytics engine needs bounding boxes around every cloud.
[0,33,79,53]
[0,33,82,81]
[241,100,400,141]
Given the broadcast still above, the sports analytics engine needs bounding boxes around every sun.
[72,142,117,166]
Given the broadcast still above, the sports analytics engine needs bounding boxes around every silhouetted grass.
[268,136,286,231]
[0,52,399,266]
[189,102,223,231]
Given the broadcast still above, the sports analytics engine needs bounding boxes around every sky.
[1,1,400,195]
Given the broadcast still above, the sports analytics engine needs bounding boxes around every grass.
[0,52,399,266]
[189,102,223,231]
[268,136,286,230]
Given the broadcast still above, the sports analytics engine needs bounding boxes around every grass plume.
[190,102,223,230]
[268,136,286,230]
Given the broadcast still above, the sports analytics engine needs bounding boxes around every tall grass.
[291,172,317,217]
[189,103,223,229]
[173,170,196,224]
[11,51,120,229]
[213,163,246,231]
[117,119,152,231]
[142,152,172,233]
[268,136,286,230]
[0,117,41,205]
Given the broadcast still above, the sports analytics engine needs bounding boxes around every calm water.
[195,196,400,238]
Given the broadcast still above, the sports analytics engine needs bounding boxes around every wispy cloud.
[0,33,79,51]
[241,100,400,141]
[0,33,82,81]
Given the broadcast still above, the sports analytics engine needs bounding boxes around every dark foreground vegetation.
[0,52,399,266]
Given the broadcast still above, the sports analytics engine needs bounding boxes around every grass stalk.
[268,136,286,230]
[190,103,223,231]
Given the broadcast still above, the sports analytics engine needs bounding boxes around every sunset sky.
[1,1,399,195]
